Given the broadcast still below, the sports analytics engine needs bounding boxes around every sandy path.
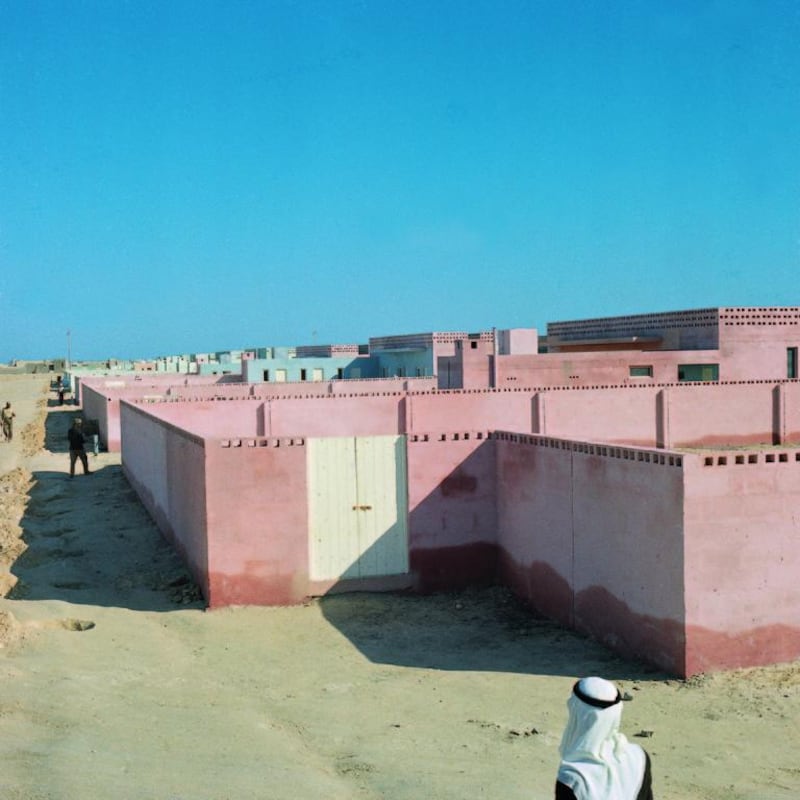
[0,375,798,799]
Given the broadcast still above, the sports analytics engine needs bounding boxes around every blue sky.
[2,1,799,361]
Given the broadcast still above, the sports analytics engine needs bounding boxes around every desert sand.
[0,374,797,799]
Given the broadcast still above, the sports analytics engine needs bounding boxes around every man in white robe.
[556,676,653,800]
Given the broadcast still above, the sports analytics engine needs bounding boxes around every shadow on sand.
[7,405,202,612]
[317,587,666,682]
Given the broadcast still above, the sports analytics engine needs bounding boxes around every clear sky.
[2,1,800,362]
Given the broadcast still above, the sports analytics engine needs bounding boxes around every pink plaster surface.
[406,434,498,590]
[495,438,574,625]
[128,399,262,439]
[534,387,658,445]
[121,404,210,594]
[664,384,775,447]
[267,395,404,437]
[80,375,229,451]
[407,392,533,434]
[496,349,721,388]
[682,453,800,673]
[496,435,686,674]
[204,440,309,606]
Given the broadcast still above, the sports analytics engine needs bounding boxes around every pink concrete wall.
[570,443,685,674]
[535,387,658,446]
[128,399,262,439]
[204,438,309,606]
[406,433,498,590]
[90,376,800,459]
[81,382,173,452]
[719,310,800,380]
[455,340,494,389]
[495,436,574,626]
[167,384,254,401]
[80,375,225,451]
[267,395,404,437]
[81,384,113,447]
[496,435,687,675]
[166,377,437,401]
[533,380,800,449]
[663,383,775,447]
[496,349,720,388]
[682,451,800,674]
[120,402,210,595]
[779,381,800,442]
[407,391,534,435]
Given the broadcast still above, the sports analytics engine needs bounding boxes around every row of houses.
[128,307,800,391]
[74,306,800,678]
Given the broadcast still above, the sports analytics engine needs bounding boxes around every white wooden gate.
[308,435,409,580]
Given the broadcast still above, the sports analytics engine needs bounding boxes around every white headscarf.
[557,677,646,800]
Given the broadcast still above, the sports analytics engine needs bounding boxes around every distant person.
[56,375,65,405]
[556,677,653,800]
[1,402,16,442]
[67,418,91,477]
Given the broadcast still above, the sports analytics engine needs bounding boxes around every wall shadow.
[315,437,662,681]
[318,587,664,681]
[7,463,202,612]
[44,405,79,453]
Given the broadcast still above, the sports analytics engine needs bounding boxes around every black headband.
[572,680,622,709]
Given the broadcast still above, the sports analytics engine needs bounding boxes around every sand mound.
[0,467,33,595]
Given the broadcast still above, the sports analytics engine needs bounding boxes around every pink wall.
[682,451,800,674]
[82,382,174,452]
[267,395,404,437]
[165,377,437,401]
[127,399,262,439]
[533,380,800,449]
[80,375,226,451]
[167,384,254,401]
[118,395,800,676]
[88,373,800,457]
[204,438,309,606]
[779,382,800,441]
[662,383,775,447]
[534,387,658,446]
[120,403,210,595]
[719,312,800,381]
[496,435,686,674]
[496,349,721,388]
[406,433,498,590]
[570,443,685,674]
[495,436,574,626]
[407,391,534,434]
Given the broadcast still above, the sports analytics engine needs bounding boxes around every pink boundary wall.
[81,375,224,452]
[117,390,800,676]
[496,435,686,674]
[120,396,501,606]
[121,403,209,588]
[407,433,498,590]
[85,376,800,454]
[682,452,800,675]
[495,434,800,676]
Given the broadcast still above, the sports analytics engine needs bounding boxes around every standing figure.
[556,677,654,800]
[67,418,91,477]
[1,402,15,441]
[56,376,65,405]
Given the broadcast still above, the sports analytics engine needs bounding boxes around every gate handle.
[352,504,373,511]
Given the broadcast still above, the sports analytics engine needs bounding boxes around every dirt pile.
[0,467,33,598]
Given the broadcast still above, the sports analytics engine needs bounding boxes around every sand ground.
[0,374,797,800]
